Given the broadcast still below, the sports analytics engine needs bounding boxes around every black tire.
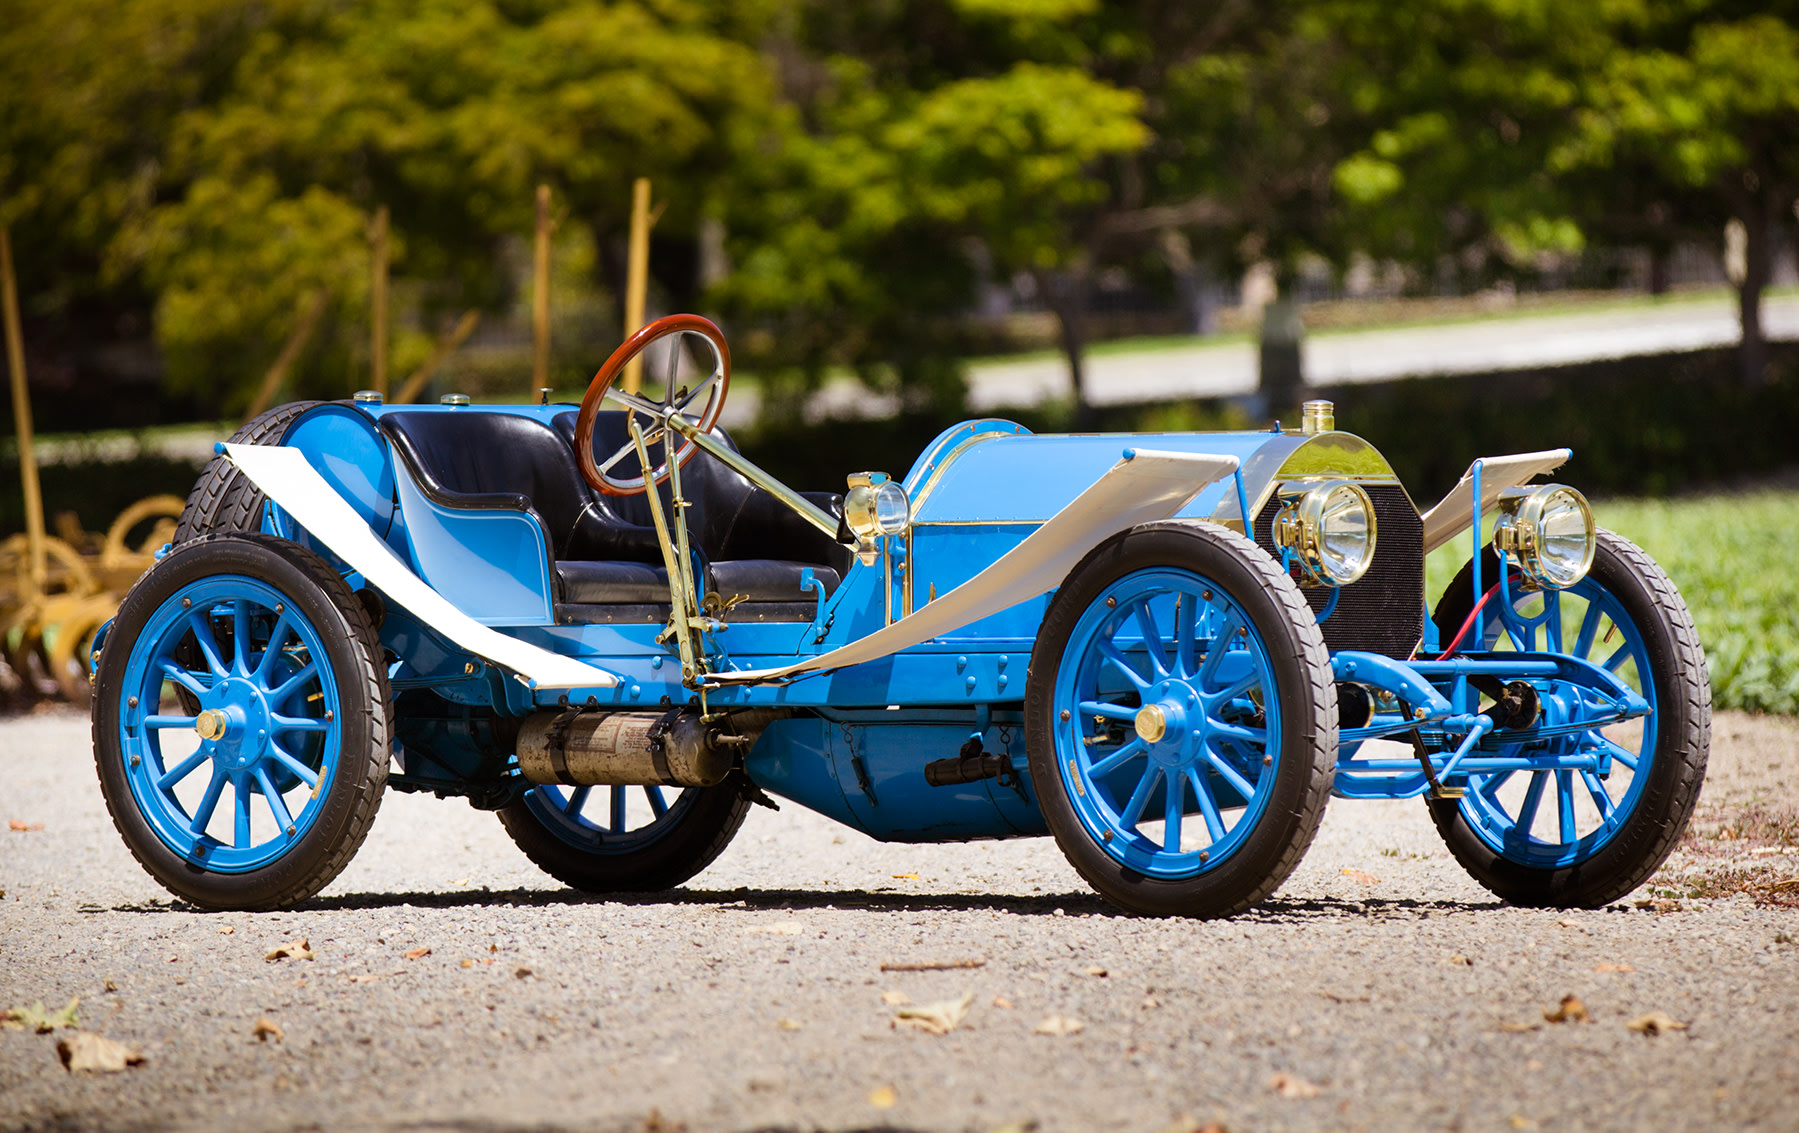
[92,534,390,911]
[1427,530,1710,907]
[497,777,752,892]
[1025,521,1337,918]
[174,401,323,543]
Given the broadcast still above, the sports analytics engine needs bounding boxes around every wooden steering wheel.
[574,313,731,496]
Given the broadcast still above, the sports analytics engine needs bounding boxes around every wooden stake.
[1,227,46,599]
[394,309,481,405]
[533,184,552,393]
[622,177,653,395]
[370,205,390,397]
[243,288,329,423]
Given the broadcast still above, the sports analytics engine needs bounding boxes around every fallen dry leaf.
[404,947,431,960]
[1033,1015,1085,1036]
[992,996,1014,1009]
[264,939,314,963]
[775,1018,802,1032]
[3,998,79,1033]
[1626,1011,1688,1036]
[880,990,910,1006]
[1084,966,1108,978]
[1449,954,1474,966]
[894,992,974,1035]
[891,873,921,880]
[1595,963,1636,973]
[1269,1072,1322,1099]
[1141,995,1161,1010]
[1498,1021,1542,1033]
[514,966,532,979]
[57,1033,144,1073]
[217,926,235,935]
[1341,868,1380,885]
[743,921,806,935]
[1544,994,1591,1024]
[251,1017,283,1043]
[868,1085,898,1109]
[9,820,44,831]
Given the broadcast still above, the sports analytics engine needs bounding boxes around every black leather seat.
[378,409,849,623]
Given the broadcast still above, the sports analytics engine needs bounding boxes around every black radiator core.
[1253,484,1424,658]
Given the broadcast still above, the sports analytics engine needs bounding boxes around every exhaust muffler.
[515,709,780,788]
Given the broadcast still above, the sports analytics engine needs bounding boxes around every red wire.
[1436,579,1510,660]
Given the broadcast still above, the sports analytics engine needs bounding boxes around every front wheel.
[1026,521,1337,918]
[497,778,750,892]
[1427,530,1710,907]
[93,535,390,910]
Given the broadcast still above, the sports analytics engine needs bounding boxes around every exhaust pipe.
[515,708,782,788]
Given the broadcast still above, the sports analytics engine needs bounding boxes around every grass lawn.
[1426,489,1799,716]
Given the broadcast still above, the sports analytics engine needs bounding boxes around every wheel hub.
[1141,679,1204,768]
[199,677,273,771]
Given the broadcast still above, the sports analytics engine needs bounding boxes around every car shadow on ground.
[89,887,1507,920]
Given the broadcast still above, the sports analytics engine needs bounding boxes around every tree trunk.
[1258,278,1305,419]
[1041,266,1094,428]
[1736,203,1772,387]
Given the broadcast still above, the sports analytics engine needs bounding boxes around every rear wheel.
[93,534,390,910]
[497,779,750,892]
[1026,521,1336,918]
[175,402,322,543]
[1427,530,1709,907]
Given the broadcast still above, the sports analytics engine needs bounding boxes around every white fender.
[709,448,1241,684]
[1419,448,1572,554]
[223,443,620,690]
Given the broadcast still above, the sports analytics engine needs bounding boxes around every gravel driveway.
[3,708,1795,1133]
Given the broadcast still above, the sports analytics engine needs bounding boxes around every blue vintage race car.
[91,315,1709,917]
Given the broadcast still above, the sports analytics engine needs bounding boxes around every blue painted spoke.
[1199,743,1257,800]
[187,611,229,677]
[1502,613,1532,653]
[270,714,328,734]
[1187,768,1225,842]
[1544,593,1564,654]
[1514,771,1549,838]
[233,778,253,848]
[1580,771,1616,822]
[189,769,227,837]
[256,768,296,836]
[1555,771,1577,843]
[1175,595,1196,677]
[1204,672,1259,710]
[155,747,210,789]
[1475,771,1515,806]
[644,786,668,817]
[144,714,198,730]
[1078,700,1138,723]
[1199,611,1242,684]
[268,743,320,789]
[1208,721,1266,747]
[1162,771,1184,852]
[1601,643,1631,673]
[231,601,252,676]
[1130,600,1169,680]
[268,662,318,707]
[610,786,627,832]
[562,786,591,816]
[1096,641,1150,692]
[255,614,293,682]
[1594,734,1640,770]
[1118,766,1161,830]
[1572,601,1603,661]
[1087,738,1146,778]
[159,662,209,698]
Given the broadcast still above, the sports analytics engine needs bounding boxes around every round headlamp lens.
[1317,483,1374,583]
[873,480,911,535]
[1273,479,1377,587]
[1496,484,1595,589]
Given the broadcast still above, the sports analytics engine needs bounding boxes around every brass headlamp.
[1493,484,1595,590]
[1272,479,1377,587]
[844,472,910,566]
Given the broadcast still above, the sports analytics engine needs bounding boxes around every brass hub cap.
[194,709,228,742]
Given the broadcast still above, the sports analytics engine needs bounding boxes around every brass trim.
[1209,431,1415,533]
[908,430,1011,514]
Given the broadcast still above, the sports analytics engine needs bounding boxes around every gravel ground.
[3,708,1796,1133]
